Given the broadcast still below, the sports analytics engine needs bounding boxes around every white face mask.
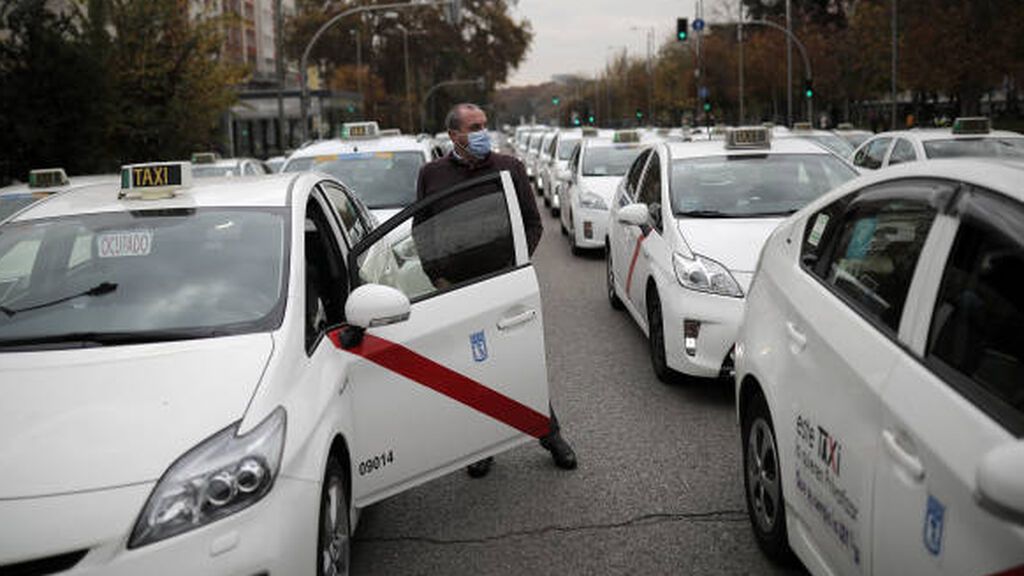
[466,129,492,158]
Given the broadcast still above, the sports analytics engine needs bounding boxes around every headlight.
[673,253,743,298]
[580,190,608,210]
[128,407,286,548]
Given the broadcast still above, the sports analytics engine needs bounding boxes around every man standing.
[416,102,577,477]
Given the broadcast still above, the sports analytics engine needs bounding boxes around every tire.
[569,221,583,256]
[544,195,551,207]
[551,206,560,218]
[318,456,351,576]
[607,249,624,310]
[742,392,791,562]
[646,289,678,383]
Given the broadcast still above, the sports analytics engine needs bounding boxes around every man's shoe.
[540,433,577,470]
[466,457,493,478]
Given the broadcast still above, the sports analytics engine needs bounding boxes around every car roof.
[0,174,119,197]
[289,135,430,158]
[10,173,307,222]
[868,128,1024,142]
[666,136,835,158]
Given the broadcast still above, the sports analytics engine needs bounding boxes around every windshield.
[285,151,424,209]
[192,165,239,178]
[800,134,855,158]
[0,208,288,349]
[0,195,48,222]
[671,154,858,217]
[557,138,580,160]
[582,145,643,177]
[923,137,1024,159]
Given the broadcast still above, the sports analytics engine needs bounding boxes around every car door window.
[320,183,371,247]
[808,181,940,332]
[244,163,260,176]
[568,145,581,176]
[888,138,916,165]
[854,137,892,169]
[624,150,651,200]
[304,196,348,353]
[350,174,516,302]
[926,189,1024,433]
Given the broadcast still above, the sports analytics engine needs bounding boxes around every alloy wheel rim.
[747,418,780,533]
[320,477,350,576]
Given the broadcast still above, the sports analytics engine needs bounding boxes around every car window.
[927,189,1024,433]
[244,163,260,176]
[808,181,940,332]
[557,138,580,160]
[923,137,1024,160]
[624,150,651,199]
[582,144,643,177]
[568,144,581,175]
[888,138,917,165]
[320,182,371,247]
[287,151,424,210]
[854,137,891,169]
[352,175,515,302]
[304,196,348,353]
[637,152,661,207]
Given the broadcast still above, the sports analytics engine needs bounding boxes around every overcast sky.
[506,0,733,87]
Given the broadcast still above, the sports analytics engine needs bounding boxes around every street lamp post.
[299,0,455,142]
[419,77,485,133]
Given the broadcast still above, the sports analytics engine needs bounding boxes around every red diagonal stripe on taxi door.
[625,232,647,298]
[329,331,551,439]
[987,566,1024,576]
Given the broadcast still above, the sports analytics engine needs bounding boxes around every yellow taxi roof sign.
[791,122,813,131]
[726,127,772,150]
[119,162,191,199]
[613,130,640,143]
[341,121,380,139]
[28,168,70,189]
[952,117,990,135]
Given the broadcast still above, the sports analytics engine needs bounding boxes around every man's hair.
[445,103,483,131]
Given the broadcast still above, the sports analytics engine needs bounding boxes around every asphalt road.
[351,199,809,576]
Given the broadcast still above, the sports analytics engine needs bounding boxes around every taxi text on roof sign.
[28,168,70,189]
[342,121,380,139]
[726,127,772,150]
[953,117,991,135]
[119,162,191,199]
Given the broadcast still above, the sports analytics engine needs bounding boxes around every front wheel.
[318,456,351,576]
[647,290,678,383]
[742,393,791,562]
[607,249,624,310]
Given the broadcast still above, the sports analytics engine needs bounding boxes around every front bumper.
[659,285,744,379]
[0,476,319,575]
[573,207,609,249]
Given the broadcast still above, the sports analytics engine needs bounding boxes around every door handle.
[497,309,537,331]
[785,321,807,352]
[882,429,925,481]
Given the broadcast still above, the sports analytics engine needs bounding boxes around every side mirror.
[557,169,571,182]
[617,203,649,227]
[345,284,411,330]
[976,442,1024,525]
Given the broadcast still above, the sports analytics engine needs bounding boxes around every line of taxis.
[0,122,555,575]
[514,119,1024,576]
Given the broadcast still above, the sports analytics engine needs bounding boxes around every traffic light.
[635,108,644,120]
[587,114,595,124]
[804,78,814,99]
[552,96,560,106]
[702,101,711,112]
[676,18,688,41]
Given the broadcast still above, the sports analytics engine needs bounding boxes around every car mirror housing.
[976,441,1024,525]
[618,203,649,227]
[345,284,411,330]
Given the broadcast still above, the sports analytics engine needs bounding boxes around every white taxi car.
[0,163,553,575]
[539,128,584,216]
[0,169,118,224]
[560,130,649,255]
[190,153,271,178]
[607,128,858,382]
[782,123,857,159]
[735,158,1024,576]
[851,117,1024,170]
[281,122,432,222]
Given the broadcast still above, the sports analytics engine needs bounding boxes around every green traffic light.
[553,97,560,105]
[805,89,813,98]
[677,31,687,40]
[588,115,595,123]
[573,118,581,126]
[703,102,711,112]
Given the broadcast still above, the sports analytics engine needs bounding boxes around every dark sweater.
[415,151,543,255]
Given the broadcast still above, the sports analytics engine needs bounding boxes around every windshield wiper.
[0,329,225,349]
[675,210,742,218]
[0,282,118,317]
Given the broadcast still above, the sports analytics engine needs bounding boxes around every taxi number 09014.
[357,450,395,476]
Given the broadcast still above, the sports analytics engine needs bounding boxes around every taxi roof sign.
[952,117,990,135]
[835,122,855,131]
[119,162,191,199]
[28,168,69,189]
[191,152,220,164]
[341,121,380,139]
[791,122,813,131]
[726,127,772,150]
[613,130,641,143]
[581,127,599,137]
[378,128,402,136]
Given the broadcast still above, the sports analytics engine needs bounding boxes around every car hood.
[579,176,621,201]
[676,217,784,273]
[0,334,273,498]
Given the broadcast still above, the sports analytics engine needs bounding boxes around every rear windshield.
[670,154,858,217]
[0,208,288,349]
[192,165,240,178]
[923,138,1024,160]
[582,145,643,177]
[285,151,424,209]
